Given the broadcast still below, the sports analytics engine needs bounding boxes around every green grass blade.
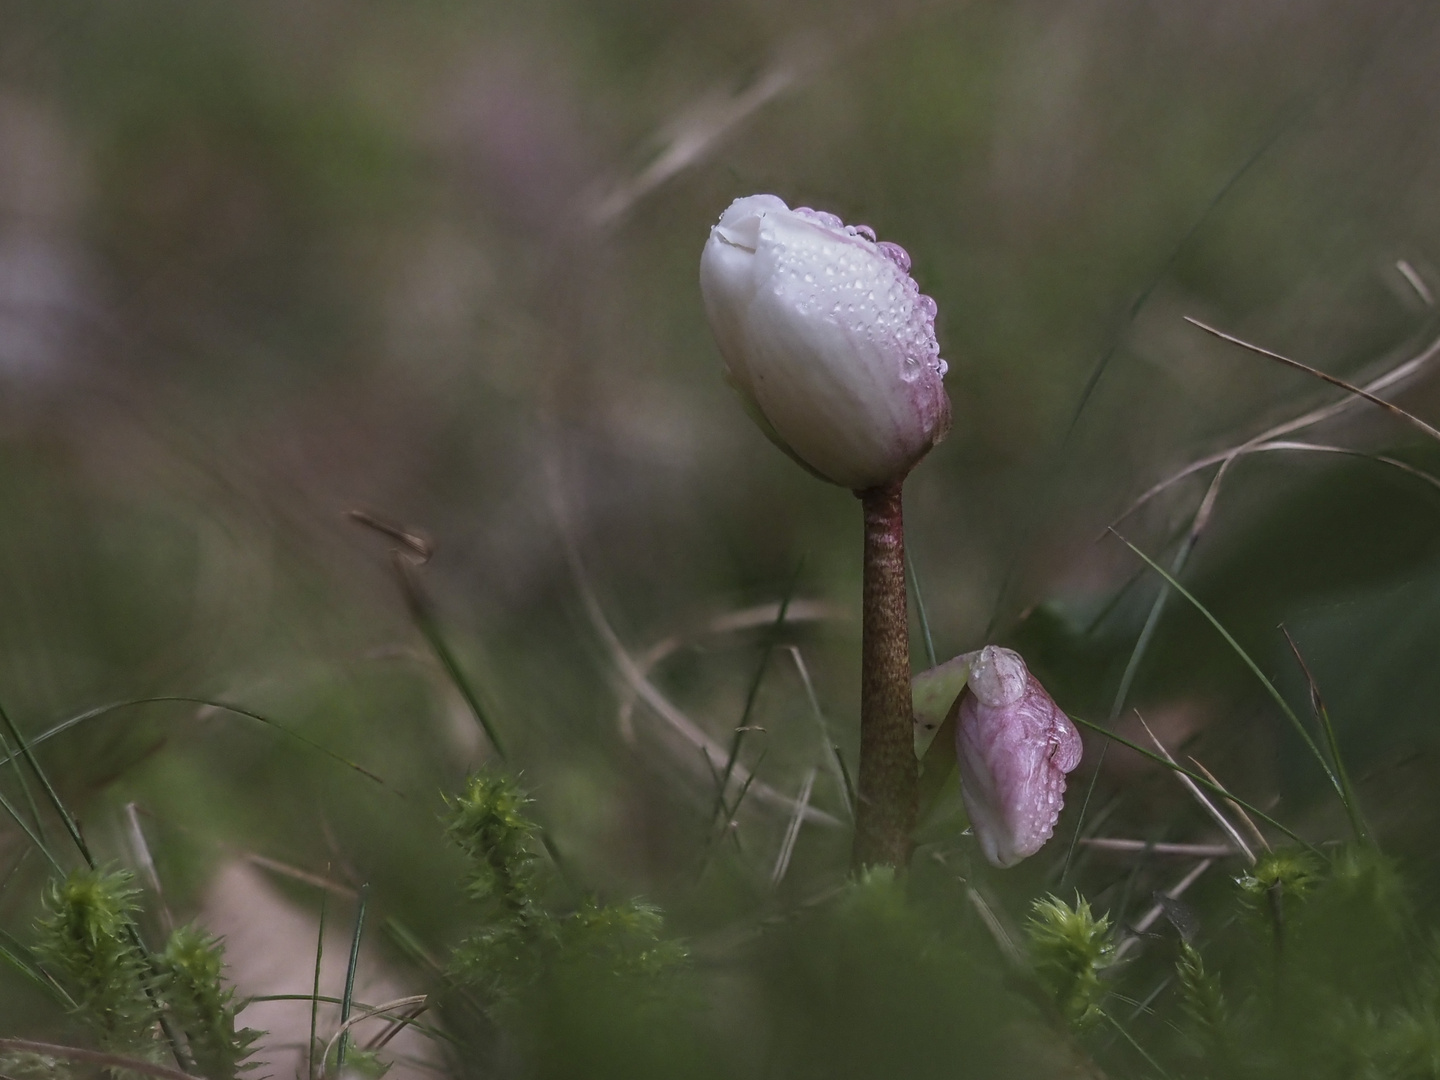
[0,926,73,1006]
[336,883,370,1072]
[1281,627,1371,846]
[1070,714,1316,854]
[906,550,938,669]
[0,727,47,848]
[1112,532,1348,808]
[1062,526,1203,886]
[0,780,62,874]
[0,697,403,797]
[393,554,506,760]
[0,700,196,1071]
[1103,1011,1175,1080]
[309,890,327,1080]
[0,697,92,868]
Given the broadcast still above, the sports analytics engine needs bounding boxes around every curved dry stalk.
[616,600,844,741]
[1187,757,1270,855]
[1134,712,1255,865]
[588,58,810,228]
[321,995,429,1077]
[1114,328,1440,527]
[1185,317,1440,444]
[543,451,841,828]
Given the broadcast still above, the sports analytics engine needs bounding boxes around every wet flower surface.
[955,646,1082,868]
[699,194,950,491]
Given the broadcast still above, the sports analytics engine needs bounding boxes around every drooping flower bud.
[955,646,1082,868]
[699,194,951,491]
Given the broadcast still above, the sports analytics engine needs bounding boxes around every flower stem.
[853,480,917,870]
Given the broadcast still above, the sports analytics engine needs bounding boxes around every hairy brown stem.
[852,480,917,870]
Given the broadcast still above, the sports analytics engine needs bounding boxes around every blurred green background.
[4,1,1440,1075]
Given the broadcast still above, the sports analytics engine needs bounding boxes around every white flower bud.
[955,646,1082,868]
[699,194,951,491]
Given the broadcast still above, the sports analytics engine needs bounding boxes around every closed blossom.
[699,194,951,491]
[955,646,1082,868]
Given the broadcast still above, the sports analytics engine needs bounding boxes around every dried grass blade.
[771,768,817,888]
[1114,328,1440,527]
[1070,714,1313,852]
[710,559,804,832]
[1186,316,1440,444]
[1187,757,1270,855]
[1134,713,1254,864]
[787,647,853,820]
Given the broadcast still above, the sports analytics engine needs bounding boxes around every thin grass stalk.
[310,889,328,1080]
[336,883,371,1072]
[1070,715,1316,853]
[1112,532,1350,811]
[392,553,506,760]
[0,696,397,794]
[0,727,46,848]
[1061,526,1200,884]
[1281,627,1372,846]
[786,646,854,820]
[708,559,803,833]
[1184,317,1440,444]
[0,697,194,1071]
[906,550,938,669]
[771,768,818,888]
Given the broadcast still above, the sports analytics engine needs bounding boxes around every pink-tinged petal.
[955,647,1082,868]
[699,194,950,491]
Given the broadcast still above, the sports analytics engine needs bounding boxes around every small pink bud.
[955,646,1082,868]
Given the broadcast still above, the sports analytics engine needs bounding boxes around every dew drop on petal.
[877,241,911,272]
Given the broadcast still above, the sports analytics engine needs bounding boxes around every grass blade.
[1134,713,1254,865]
[1062,515,1207,885]
[906,550,938,669]
[336,883,371,1072]
[771,767,817,888]
[0,727,46,848]
[1070,714,1315,853]
[0,926,73,1006]
[1185,317,1440,444]
[0,697,91,867]
[1110,532,1347,808]
[0,780,62,874]
[708,558,804,833]
[786,646,853,821]
[1281,626,1371,846]
[0,698,196,1070]
[310,889,328,1080]
[0,696,402,796]
[391,553,506,760]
